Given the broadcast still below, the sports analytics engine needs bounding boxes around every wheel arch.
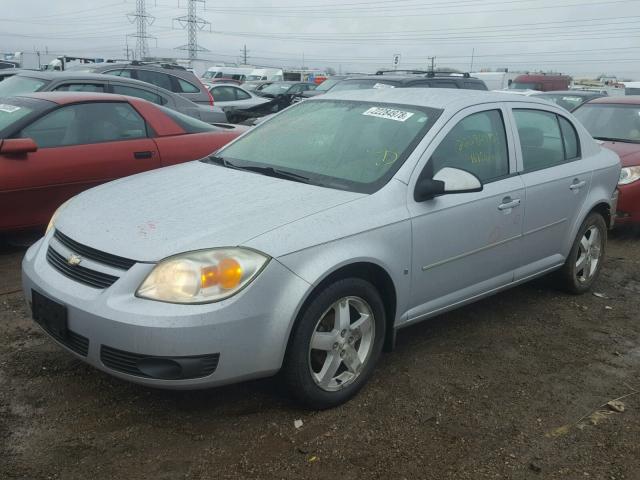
[284,261,399,360]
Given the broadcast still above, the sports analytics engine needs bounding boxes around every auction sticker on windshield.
[363,106,415,122]
[0,104,20,113]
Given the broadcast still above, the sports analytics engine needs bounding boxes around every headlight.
[619,166,640,185]
[136,248,269,304]
[46,199,71,235]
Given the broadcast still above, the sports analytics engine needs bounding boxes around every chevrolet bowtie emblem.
[66,254,82,266]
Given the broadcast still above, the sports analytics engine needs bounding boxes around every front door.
[406,105,525,322]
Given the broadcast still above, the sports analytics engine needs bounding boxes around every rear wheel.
[282,278,385,409]
[558,212,607,294]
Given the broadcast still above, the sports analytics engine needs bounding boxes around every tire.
[282,278,386,409]
[557,212,607,294]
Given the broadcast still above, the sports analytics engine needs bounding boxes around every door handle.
[134,151,153,159]
[569,180,586,191]
[498,198,521,211]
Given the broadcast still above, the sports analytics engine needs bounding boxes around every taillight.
[197,78,214,106]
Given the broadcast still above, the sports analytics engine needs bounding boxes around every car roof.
[318,87,554,110]
[208,83,245,88]
[15,91,134,105]
[535,90,602,96]
[586,95,640,105]
[343,74,480,81]
[271,81,309,85]
[14,71,116,81]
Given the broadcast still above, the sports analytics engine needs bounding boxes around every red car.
[574,96,640,225]
[0,92,245,232]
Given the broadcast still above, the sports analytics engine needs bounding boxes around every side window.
[136,69,173,91]
[559,116,580,160]
[111,85,165,105]
[83,103,147,143]
[20,106,77,148]
[20,102,147,147]
[431,109,509,183]
[234,88,251,100]
[105,69,133,78]
[513,109,565,171]
[176,77,200,93]
[431,81,458,89]
[54,83,105,92]
[211,86,235,102]
[464,81,487,91]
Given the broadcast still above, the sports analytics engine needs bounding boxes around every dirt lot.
[1,230,639,480]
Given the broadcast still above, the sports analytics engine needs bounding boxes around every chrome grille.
[46,247,119,289]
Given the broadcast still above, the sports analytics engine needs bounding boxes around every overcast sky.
[1,0,639,79]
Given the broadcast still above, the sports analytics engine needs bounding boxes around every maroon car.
[0,92,245,233]
[573,96,640,225]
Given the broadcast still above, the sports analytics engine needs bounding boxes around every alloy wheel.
[308,296,375,392]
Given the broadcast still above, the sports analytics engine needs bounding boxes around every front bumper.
[22,232,310,389]
[614,182,640,225]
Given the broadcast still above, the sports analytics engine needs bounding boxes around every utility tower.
[174,0,211,61]
[127,0,155,60]
[241,44,249,65]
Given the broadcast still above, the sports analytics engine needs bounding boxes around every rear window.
[158,106,220,134]
[0,76,47,97]
[176,77,200,93]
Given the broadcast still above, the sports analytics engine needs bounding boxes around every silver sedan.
[22,89,620,409]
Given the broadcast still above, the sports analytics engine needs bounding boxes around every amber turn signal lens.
[218,258,243,289]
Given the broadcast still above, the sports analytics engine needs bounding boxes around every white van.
[471,72,519,91]
[246,68,283,81]
[202,66,254,82]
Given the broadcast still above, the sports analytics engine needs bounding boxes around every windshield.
[0,75,47,97]
[317,78,343,92]
[510,82,541,90]
[330,79,397,92]
[536,94,589,111]
[216,99,441,193]
[573,103,640,143]
[0,97,45,136]
[260,83,293,95]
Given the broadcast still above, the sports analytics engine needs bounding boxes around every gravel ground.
[1,229,639,480]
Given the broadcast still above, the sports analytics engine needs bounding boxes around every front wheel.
[282,278,386,409]
[557,212,607,294]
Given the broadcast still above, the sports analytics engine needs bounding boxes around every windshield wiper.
[203,156,312,184]
[593,136,640,144]
[232,164,312,184]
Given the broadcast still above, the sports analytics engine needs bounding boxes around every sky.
[1,0,639,80]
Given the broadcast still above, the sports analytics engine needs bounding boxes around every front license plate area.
[32,290,68,339]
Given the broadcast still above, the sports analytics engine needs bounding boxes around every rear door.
[1,101,159,230]
[507,104,591,279]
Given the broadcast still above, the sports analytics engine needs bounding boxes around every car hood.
[601,141,640,167]
[55,161,364,262]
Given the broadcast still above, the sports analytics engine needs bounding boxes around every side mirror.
[414,167,483,202]
[0,138,38,155]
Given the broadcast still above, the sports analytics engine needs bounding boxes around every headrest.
[518,127,543,147]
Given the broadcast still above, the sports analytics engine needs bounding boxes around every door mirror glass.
[414,167,482,202]
[0,137,38,155]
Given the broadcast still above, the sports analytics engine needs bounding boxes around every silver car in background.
[22,89,620,409]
